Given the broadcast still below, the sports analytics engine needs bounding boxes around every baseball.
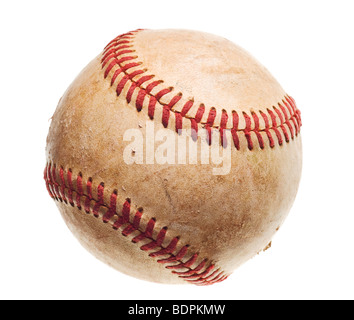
[44,29,302,285]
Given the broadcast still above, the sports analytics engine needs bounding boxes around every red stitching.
[219,110,228,148]
[122,209,143,236]
[51,164,60,201]
[205,107,217,145]
[84,177,93,213]
[116,69,145,96]
[190,119,198,141]
[76,173,83,210]
[206,108,216,127]
[59,167,67,203]
[110,62,142,87]
[166,253,198,270]
[231,111,240,150]
[173,259,207,276]
[157,245,189,264]
[102,45,132,64]
[93,183,104,217]
[67,169,74,206]
[103,190,118,223]
[180,100,194,117]
[273,106,290,143]
[101,30,302,150]
[260,111,275,148]
[147,96,157,119]
[44,164,227,286]
[126,75,154,104]
[44,166,54,199]
[194,104,205,123]
[251,112,265,149]
[163,94,182,128]
[175,113,183,133]
[243,112,253,150]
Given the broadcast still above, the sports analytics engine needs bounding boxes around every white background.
[1,0,353,300]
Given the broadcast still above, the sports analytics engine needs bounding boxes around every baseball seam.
[101,29,302,150]
[44,163,229,286]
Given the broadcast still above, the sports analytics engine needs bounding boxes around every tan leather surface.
[133,29,286,119]
[45,29,302,285]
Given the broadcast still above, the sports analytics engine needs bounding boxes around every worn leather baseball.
[44,29,302,285]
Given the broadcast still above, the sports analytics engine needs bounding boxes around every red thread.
[173,259,207,276]
[110,62,142,87]
[146,80,162,94]
[149,237,179,257]
[59,167,67,203]
[51,164,60,201]
[132,218,156,243]
[116,69,145,96]
[180,100,194,117]
[204,107,216,146]
[148,96,157,119]
[122,210,143,236]
[267,109,283,146]
[157,245,189,264]
[205,126,212,146]
[141,227,167,251]
[136,89,147,112]
[175,113,183,133]
[162,94,182,128]
[126,83,137,103]
[67,169,74,206]
[243,112,253,150]
[166,253,198,270]
[101,45,132,64]
[44,165,54,199]
[101,31,301,150]
[104,39,130,52]
[44,164,228,286]
[104,60,120,79]
[190,119,198,141]
[76,173,83,210]
[206,108,216,127]
[113,199,131,230]
[103,190,118,223]
[194,104,205,123]
[260,111,275,148]
[155,88,172,101]
[126,75,155,104]
[273,106,290,143]
[278,102,294,140]
[231,111,240,150]
[220,110,228,148]
[162,106,170,128]
[93,183,105,217]
[251,112,265,149]
[84,178,93,213]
